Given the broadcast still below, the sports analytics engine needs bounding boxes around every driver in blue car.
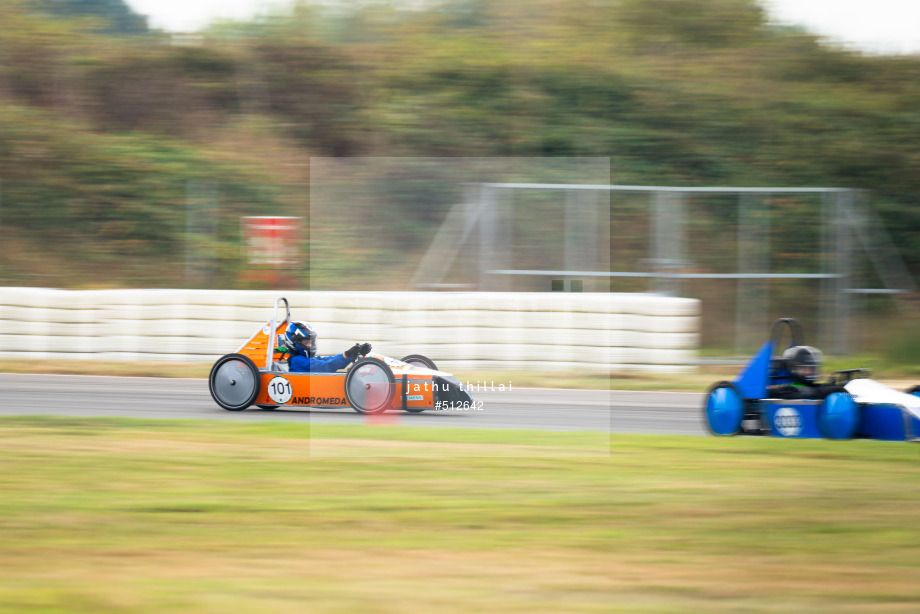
[770,345,838,399]
[282,321,371,373]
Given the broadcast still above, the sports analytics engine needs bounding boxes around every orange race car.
[208,297,477,414]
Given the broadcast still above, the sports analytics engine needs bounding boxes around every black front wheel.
[209,353,261,411]
[344,357,396,414]
[400,355,439,412]
[400,354,438,371]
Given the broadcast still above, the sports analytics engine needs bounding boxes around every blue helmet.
[287,321,317,356]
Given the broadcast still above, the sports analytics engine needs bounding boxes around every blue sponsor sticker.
[775,407,802,437]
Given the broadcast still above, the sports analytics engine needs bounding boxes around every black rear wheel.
[209,353,260,411]
[702,381,745,436]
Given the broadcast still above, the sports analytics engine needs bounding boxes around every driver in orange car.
[282,321,371,373]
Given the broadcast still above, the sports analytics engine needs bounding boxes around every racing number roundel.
[774,407,802,437]
[267,376,293,404]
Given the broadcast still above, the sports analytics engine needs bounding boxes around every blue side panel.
[733,341,774,399]
[859,404,908,441]
[764,401,823,438]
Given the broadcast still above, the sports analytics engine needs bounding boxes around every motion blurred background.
[0,0,918,359]
[4,7,920,613]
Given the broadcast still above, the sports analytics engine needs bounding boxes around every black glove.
[359,342,372,356]
[344,343,362,359]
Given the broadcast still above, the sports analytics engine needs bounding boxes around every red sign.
[242,216,303,268]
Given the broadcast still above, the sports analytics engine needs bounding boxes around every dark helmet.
[782,345,822,383]
[287,321,317,356]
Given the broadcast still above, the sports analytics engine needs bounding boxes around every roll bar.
[769,318,803,355]
[266,297,291,369]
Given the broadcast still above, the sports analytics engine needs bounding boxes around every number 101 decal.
[267,376,293,404]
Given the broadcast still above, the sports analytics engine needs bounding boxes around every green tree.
[39,0,148,34]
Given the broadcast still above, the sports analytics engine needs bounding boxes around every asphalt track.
[0,373,707,435]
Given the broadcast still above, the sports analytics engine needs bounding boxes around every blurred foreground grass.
[1,356,917,391]
[1,416,919,613]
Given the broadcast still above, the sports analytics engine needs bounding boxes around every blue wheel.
[703,382,745,436]
[817,390,860,440]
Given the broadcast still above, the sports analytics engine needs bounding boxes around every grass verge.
[1,416,919,613]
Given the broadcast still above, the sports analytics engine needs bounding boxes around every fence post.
[651,190,685,296]
[186,181,220,288]
[735,192,770,354]
[564,189,599,291]
[833,190,853,354]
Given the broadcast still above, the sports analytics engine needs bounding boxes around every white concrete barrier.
[0,288,700,372]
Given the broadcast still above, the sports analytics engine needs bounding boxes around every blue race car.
[704,318,920,441]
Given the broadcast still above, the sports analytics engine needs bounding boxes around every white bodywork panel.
[845,378,920,421]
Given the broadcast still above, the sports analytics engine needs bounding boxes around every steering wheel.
[829,368,870,386]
